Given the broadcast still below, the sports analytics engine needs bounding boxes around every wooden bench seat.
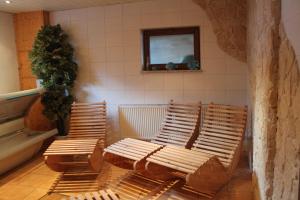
[44,139,98,156]
[146,103,248,196]
[104,138,163,170]
[103,100,201,171]
[146,145,214,174]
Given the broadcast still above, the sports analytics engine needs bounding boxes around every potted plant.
[29,24,78,136]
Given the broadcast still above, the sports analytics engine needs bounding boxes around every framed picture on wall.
[142,26,201,71]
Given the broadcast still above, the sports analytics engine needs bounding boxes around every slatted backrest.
[192,103,247,171]
[151,100,201,148]
[68,102,107,143]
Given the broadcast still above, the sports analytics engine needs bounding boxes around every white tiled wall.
[50,0,248,139]
[282,0,300,66]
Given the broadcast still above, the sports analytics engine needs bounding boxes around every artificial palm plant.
[29,24,78,136]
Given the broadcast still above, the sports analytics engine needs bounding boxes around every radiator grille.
[119,105,167,140]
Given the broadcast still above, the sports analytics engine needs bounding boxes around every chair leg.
[186,156,229,195]
[103,151,137,170]
[144,161,178,181]
[44,155,74,172]
[89,145,103,172]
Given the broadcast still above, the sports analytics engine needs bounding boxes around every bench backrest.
[192,103,247,172]
[68,102,107,146]
[151,100,201,148]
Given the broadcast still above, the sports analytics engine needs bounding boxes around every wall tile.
[106,30,123,47]
[105,75,125,90]
[226,75,247,90]
[123,2,141,16]
[183,89,207,103]
[227,90,247,106]
[181,11,204,26]
[164,90,184,102]
[123,15,141,30]
[75,48,89,67]
[124,61,142,75]
[204,74,228,90]
[124,90,145,104]
[88,20,105,36]
[106,46,124,62]
[105,17,122,32]
[141,13,162,28]
[50,11,70,25]
[226,56,247,75]
[161,12,182,27]
[202,58,227,74]
[159,0,182,13]
[123,45,141,62]
[68,8,87,21]
[87,6,105,20]
[139,0,161,14]
[145,90,165,104]
[90,62,106,77]
[89,47,106,62]
[105,4,122,19]
[144,74,165,90]
[183,73,205,90]
[203,42,227,59]
[164,73,183,90]
[106,90,125,104]
[125,75,145,90]
[123,30,141,46]
[206,90,228,104]
[106,62,124,76]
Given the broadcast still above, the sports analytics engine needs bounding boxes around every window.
[142,26,200,71]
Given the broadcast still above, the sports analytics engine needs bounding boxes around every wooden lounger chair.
[145,103,248,196]
[103,100,201,171]
[66,189,119,200]
[44,102,107,172]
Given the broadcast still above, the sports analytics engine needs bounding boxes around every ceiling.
[0,0,146,13]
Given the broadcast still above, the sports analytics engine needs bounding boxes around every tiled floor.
[0,153,253,200]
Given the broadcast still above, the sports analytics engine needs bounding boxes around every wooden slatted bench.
[103,100,201,171]
[104,138,163,170]
[66,189,119,200]
[145,103,248,196]
[44,102,106,172]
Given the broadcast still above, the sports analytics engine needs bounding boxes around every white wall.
[282,0,300,67]
[0,12,20,93]
[50,0,248,140]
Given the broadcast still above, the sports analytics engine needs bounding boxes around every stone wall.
[248,0,280,199]
[248,0,300,199]
[272,26,300,200]
[193,0,247,62]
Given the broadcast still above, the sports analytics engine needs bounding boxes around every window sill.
[141,69,203,73]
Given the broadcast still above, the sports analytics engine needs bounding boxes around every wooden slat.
[69,189,119,200]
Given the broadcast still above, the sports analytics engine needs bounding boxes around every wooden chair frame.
[103,100,201,172]
[44,102,107,172]
[145,103,248,195]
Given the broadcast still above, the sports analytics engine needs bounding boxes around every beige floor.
[0,153,253,200]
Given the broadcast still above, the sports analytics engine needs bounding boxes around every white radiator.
[119,104,167,140]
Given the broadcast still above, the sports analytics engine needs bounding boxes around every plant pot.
[56,118,67,136]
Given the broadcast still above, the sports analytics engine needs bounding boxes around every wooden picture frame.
[142,26,200,71]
